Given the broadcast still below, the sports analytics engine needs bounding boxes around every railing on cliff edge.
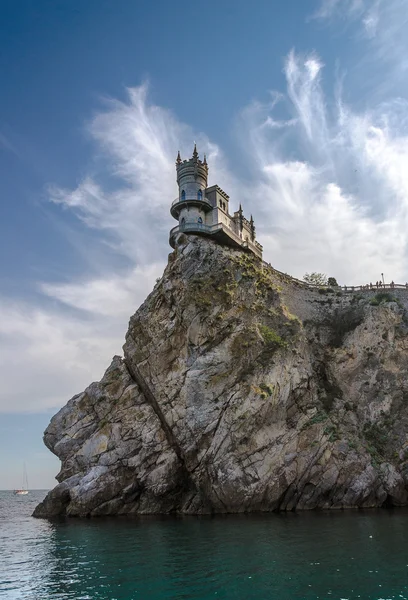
[261,260,408,294]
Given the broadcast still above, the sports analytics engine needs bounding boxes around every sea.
[1,490,408,600]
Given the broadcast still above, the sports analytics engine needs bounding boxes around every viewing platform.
[261,260,408,294]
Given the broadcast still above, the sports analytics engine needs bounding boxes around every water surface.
[1,490,408,599]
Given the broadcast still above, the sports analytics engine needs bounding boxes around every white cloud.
[0,299,121,412]
[41,263,163,317]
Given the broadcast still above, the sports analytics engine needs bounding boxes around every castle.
[169,145,263,259]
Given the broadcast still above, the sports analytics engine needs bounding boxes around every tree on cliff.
[303,272,327,286]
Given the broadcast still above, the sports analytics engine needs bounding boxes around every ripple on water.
[1,492,408,599]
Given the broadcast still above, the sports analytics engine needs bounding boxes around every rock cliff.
[34,235,408,517]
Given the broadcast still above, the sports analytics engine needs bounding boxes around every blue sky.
[1,0,408,488]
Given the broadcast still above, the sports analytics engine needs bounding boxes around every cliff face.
[34,235,408,517]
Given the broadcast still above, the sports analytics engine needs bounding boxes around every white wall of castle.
[211,207,232,228]
[241,220,253,242]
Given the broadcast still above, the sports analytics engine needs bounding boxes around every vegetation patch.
[259,382,274,397]
[258,324,287,349]
[350,293,364,304]
[370,292,397,306]
[281,304,301,325]
[324,423,340,442]
[301,410,328,430]
[232,254,278,297]
[230,329,258,361]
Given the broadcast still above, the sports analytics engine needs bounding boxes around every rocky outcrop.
[34,234,408,517]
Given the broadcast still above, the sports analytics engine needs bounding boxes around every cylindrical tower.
[170,145,211,230]
[176,144,208,200]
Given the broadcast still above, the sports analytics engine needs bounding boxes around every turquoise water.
[1,491,408,599]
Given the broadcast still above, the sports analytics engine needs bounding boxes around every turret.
[175,144,208,205]
[170,145,212,222]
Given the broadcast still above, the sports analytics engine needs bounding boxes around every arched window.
[223,202,226,211]
[198,216,203,225]
[197,189,203,200]
[181,190,186,201]
[181,217,185,228]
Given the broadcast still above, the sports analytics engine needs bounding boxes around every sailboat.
[14,463,29,495]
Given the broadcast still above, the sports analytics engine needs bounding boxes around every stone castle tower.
[169,146,263,258]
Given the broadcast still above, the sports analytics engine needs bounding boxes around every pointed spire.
[250,214,255,241]
[203,153,207,165]
[238,203,243,231]
[192,142,198,161]
[176,150,182,166]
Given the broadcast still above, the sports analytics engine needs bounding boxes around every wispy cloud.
[314,0,364,21]
[315,0,408,85]
[238,50,408,282]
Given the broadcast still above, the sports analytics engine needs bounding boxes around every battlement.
[206,185,229,201]
[176,145,208,187]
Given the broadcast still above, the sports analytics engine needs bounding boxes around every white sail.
[14,463,29,495]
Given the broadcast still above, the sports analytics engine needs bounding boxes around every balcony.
[170,221,214,236]
[170,195,213,219]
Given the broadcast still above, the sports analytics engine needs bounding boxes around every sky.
[1,0,408,489]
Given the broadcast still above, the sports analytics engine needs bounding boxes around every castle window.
[197,189,203,200]
[181,190,186,201]
[223,202,226,211]
[181,217,185,228]
[198,216,203,224]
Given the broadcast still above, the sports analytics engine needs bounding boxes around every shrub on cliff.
[370,292,396,306]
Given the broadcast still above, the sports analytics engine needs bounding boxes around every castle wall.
[242,220,253,242]
[211,207,233,229]
[205,186,229,212]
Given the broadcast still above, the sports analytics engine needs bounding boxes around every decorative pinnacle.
[176,150,182,166]
[192,143,198,160]
[203,153,207,165]
[250,214,254,224]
